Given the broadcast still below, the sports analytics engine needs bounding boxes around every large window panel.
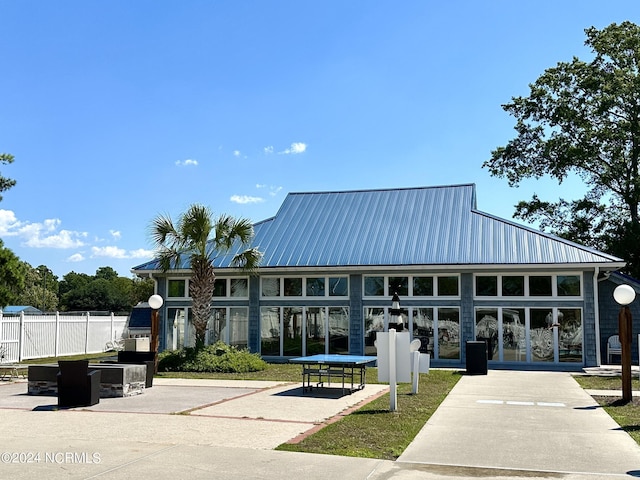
[283,307,303,356]
[364,307,384,356]
[306,307,326,355]
[208,308,226,345]
[260,307,280,355]
[229,307,248,349]
[558,308,582,362]
[328,307,349,354]
[475,308,498,360]
[230,279,248,297]
[437,307,460,359]
[213,280,227,297]
[284,278,302,296]
[502,308,526,362]
[530,308,554,362]
[412,308,434,356]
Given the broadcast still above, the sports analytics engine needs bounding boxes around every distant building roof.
[133,184,625,272]
[3,306,43,315]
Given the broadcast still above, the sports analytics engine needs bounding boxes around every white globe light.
[148,294,164,309]
[613,284,636,306]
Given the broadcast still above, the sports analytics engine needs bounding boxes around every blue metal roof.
[132,184,624,272]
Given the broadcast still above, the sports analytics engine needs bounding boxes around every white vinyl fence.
[0,312,127,363]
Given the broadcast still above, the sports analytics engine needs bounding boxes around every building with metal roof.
[132,184,628,369]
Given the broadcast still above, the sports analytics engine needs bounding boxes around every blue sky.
[1,1,638,279]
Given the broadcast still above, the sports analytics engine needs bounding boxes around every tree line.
[1,256,154,313]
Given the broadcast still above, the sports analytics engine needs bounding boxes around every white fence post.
[55,311,60,357]
[110,312,115,343]
[18,312,25,361]
[85,312,91,354]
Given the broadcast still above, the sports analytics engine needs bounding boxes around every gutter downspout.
[593,267,601,366]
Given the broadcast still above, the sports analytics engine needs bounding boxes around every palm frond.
[231,247,263,275]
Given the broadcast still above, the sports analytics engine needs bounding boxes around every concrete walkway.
[0,371,639,479]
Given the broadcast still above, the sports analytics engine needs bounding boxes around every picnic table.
[289,354,377,394]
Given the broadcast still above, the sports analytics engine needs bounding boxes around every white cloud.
[91,246,154,260]
[0,211,87,248]
[280,142,307,155]
[128,248,155,259]
[67,253,85,263]
[110,230,121,240]
[263,146,274,155]
[0,209,21,235]
[175,159,199,166]
[230,195,265,204]
[233,150,241,157]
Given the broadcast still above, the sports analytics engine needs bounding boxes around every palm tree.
[150,204,262,349]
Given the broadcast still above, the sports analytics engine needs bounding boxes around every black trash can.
[466,340,487,375]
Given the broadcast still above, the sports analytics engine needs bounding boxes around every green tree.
[17,264,59,311]
[131,276,154,305]
[0,240,26,307]
[150,205,262,348]
[483,21,640,276]
[0,153,16,201]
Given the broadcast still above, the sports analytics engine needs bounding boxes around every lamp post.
[148,294,164,374]
[613,284,635,403]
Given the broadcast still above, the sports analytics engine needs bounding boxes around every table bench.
[28,363,147,398]
[0,363,27,381]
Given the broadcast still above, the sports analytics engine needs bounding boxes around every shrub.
[158,342,267,373]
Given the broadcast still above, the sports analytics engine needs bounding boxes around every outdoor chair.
[607,335,622,364]
[57,360,101,408]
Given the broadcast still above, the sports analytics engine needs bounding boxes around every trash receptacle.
[466,340,487,375]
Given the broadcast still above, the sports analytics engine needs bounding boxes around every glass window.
[364,307,384,356]
[364,276,384,296]
[329,277,348,296]
[437,307,460,359]
[388,277,408,296]
[412,308,434,356]
[502,276,524,296]
[260,307,280,355]
[413,277,433,296]
[530,308,554,362]
[306,278,325,296]
[230,279,248,297]
[208,308,226,344]
[328,307,349,354]
[284,278,302,296]
[167,279,186,298]
[262,278,280,297]
[213,279,227,297]
[530,276,552,296]
[306,307,326,355]
[502,308,526,362]
[437,276,459,296]
[476,276,497,296]
[283,307,303,356]
[475,308,498,360]
[558,308,582,362]
[229,307,248,348]
[557,275,581,297]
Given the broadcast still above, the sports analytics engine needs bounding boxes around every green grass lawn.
[574,374,640,445]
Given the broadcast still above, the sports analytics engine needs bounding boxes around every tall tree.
[150,205,262,348]
[17,264,59,311]
[0,153,16,201]
[483,21,640,277]
[0,240,26,307]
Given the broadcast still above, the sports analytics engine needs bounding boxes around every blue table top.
[289,354,377,366]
